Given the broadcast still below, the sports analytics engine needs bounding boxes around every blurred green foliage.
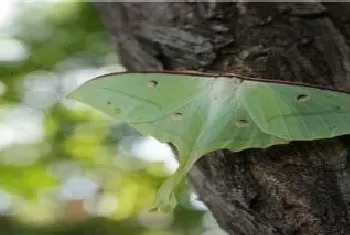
[0,1,227,235]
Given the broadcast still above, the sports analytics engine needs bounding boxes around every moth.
[68,71,350,211]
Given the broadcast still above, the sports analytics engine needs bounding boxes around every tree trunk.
[96,2,350,234]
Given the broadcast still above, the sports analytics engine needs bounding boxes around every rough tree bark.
[96,2,350,235]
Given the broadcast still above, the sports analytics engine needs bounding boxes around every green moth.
[67,71,350,211]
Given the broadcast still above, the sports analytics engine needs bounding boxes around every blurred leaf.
[0,164,57,198]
